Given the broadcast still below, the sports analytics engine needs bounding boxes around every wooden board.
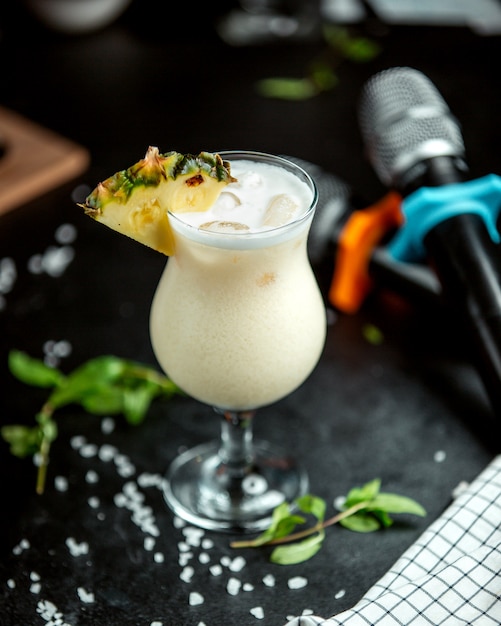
[0,106,90,216]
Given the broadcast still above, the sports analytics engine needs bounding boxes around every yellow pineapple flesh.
[80,147,236,255]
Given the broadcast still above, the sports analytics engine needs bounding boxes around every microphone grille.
[358,67,465,187]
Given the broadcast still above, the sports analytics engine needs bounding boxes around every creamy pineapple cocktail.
[81,149,326,530]
[150,153,326,411]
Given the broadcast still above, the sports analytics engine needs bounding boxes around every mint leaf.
[9,350,64,388]
[344,478,381,507]
[36,412,58,443]
[296,494,326,521]
[271,531,325,565]
[231,479,426,564]
[3,350,182,494]
[80,385,125,415]
[368,493,427,517]
[256,78,318,101]
[339,512,381,533]
[122,384,158,424]
[1,424,42,457]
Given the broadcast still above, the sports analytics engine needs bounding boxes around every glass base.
[163,440,308,532]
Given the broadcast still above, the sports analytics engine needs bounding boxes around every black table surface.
[1,3,501,625]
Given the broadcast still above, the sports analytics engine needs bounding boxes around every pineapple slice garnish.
[79,147,236,255]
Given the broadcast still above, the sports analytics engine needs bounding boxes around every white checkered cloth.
[285,455,501,625]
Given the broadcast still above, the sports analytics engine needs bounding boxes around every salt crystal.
[130,501,150,518]
[154,552,164,563]
[180,566,194,583]
[198,552,210,564]
[123,481,140,497]
[250,606,265,619]
[54,476,68,492]
[30,582,41,594]
[150,622,163,626]
[7,579,15,589]
[142,521,160,538]
[77,587,95,603]
[117,463,136,478]
[183,526,205,547]
[288,576,308,590]
[209,564,223,577]
[452,480,470,499]
[43,339,56,355]
[262,574,275,587]
[114,493,128,508]
[101,417,115,434]
[43,354,59,368]
[335,589,346,599]
[42,245,75,277]
[70,435,86,450]
[178,541,190,553]
[201,538,214,550]
[37,599,58,620]
[30,571,40,581]
[334,495,346,511]
[71,183,91,203]
[243,583,254,591]
[173,517,186,529]
[33,453,43,467]
[302,609,314,615]
[144,537,156,551]
[220,556,231,567]
[138,472,162,488]
[79,443,98,458]
[27,254,44,274]
[85,470,99,484]
[179,552,193,567]
[189,591,204,606]
[66,537,89,557]
[52,340,72,358]
[55,223,77,245]
[115,454,133,468]
[0,257,16,293]
[434,450,447,463]
[20,539,30,550]
[229,556,246,572]
[226,577,241,596]
[88,497,100,509]
[98,444,117,461]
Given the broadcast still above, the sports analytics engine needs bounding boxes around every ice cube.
[199,221,250,233]
[213,192,241,216]
[240,171,263,188]
[263,194,299,227]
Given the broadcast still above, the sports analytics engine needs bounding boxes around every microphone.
[358,66,501,416]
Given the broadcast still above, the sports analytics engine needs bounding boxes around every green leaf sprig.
[231,479,426,564]
[1,350,181,494]
[256,25,381,101]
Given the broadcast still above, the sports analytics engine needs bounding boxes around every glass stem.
[215,409,255,478]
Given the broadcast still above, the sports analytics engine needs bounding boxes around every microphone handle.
[424,212,501,415]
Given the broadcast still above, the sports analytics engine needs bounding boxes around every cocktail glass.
[149,151,326,532]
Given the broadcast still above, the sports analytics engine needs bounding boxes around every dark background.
[0,2,500,624]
